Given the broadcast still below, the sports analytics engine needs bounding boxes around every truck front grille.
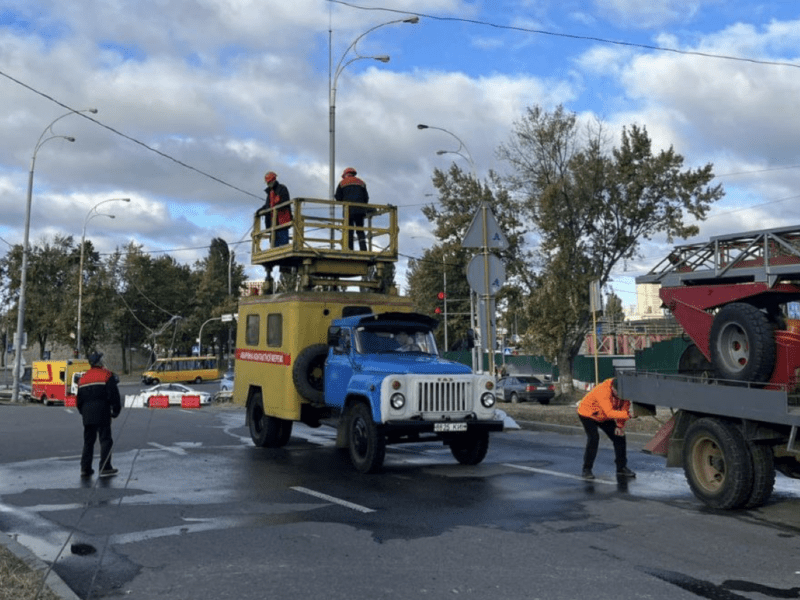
[416,379,469,413]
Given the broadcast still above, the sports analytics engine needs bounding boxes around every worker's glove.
[614,426,625,437]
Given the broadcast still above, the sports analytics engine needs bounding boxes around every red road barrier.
[148,395,169,409]
[181,395,201,409]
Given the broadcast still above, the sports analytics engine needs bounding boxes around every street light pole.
[12,108,97,402]
[76,197,130,358]
[417,124,477,178]
[329,16,419,242]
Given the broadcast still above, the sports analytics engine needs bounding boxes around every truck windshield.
[354,327,438,355]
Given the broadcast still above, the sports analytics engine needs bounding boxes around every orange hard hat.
[342,167,357,177]
[264,171,277,183]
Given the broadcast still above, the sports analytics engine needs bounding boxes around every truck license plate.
[434,422,468,432]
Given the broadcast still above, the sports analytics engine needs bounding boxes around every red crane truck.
[620,225,800,509]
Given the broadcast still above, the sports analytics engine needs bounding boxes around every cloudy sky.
[1,0,799,307]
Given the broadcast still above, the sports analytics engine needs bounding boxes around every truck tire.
[449,432,490,465]
[247,393,293,448]
[292,344,327,405]
[709,303,775,383]
[743,441,775,509]
[678,343,713,380]
[683,418,753,509]
[347,402,385,473]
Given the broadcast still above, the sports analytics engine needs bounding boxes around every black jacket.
[77,366,121,426]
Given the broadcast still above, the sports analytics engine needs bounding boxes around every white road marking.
[147,442,187,455]
[503,463,618,485]
[291,486,376,513]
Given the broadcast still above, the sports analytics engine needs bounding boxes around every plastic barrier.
[181,395,201,409]
[148,395,170,409]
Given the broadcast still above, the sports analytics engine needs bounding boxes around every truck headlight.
[390,393,406,410]
[480,392,495,408]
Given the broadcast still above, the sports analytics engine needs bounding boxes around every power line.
[329,0,800,70]
[0,68,262,202]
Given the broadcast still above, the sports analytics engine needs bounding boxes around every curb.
[0,533,81,600]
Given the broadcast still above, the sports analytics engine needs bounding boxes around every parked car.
[219,369,234,392]
[496,375,555,405]
[129,383,211,407]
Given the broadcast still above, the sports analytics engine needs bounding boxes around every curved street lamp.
[76,197,131,358]
[417,123,477,178]
[328,16,420,238]
[12,108,98,402]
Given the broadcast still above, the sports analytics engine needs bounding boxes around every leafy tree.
[498,105,724,390]
[0,235,78,358]
[406,165,532,350]
[604,292,625,326]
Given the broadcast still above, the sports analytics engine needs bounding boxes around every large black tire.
[449,432,490,465]
[709,303,776,383]
[247,393,293,448]
[743,441,775,509]
[292,344,327,404]
[683,418,753,509]
[347,403,385,473]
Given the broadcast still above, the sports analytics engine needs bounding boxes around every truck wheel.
[683,418,753,509]
[247,393,292,448]
[449,432,490,465]
[347,403,385,473]
[743,441,775,509]
[709,303,775,383]
[293,344,327,405]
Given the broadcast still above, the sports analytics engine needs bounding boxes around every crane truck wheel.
[292,344,327,405]
[709,303,776,383]
[743,441,775,509]
[247,392,293,448]
[449,432,490,465]
[347,402,386,474]
[683,418,753,509]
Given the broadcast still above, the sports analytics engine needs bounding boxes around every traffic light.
[434,291,446,314]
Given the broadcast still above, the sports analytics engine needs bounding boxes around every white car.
[127,383,211,408]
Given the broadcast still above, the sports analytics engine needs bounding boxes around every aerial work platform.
[251,197,398,291]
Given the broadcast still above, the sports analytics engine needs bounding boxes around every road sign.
[462,202,508,249]
[467,254,505,295]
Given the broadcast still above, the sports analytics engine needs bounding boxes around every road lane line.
[290,486,376,513]
[147,442,187,455]
[503,463,618,485]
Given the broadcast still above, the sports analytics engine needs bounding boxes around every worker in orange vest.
[577,377,635,479]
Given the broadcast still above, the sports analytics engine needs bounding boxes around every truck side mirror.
[466,329,475,350]
[327,326,341,347]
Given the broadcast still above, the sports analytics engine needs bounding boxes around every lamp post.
[417,123,481,371]
[12,108,97,402]
[329,16,419,241]
[77,197,130,358]
[416,124,477,178]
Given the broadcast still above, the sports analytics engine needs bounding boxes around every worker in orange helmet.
[577,377,635,479]
[334,167,369,251]
[257,171,292,247]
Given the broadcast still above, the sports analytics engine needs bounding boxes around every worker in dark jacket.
[334,167,369,251]
[257,171,292,247]
[77,352,121,477]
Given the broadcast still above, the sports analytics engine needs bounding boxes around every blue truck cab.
[325,311,503,472]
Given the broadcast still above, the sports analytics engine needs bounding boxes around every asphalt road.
[2,397,800,600]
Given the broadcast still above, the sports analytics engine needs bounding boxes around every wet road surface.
[2,402,800,599]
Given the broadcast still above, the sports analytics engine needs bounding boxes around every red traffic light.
[437,291,446,300]
[434,307,442,314]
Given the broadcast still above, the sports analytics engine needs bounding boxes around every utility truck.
[31,359,89,406]
[232,197,502,472]
[621,225,800,508]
